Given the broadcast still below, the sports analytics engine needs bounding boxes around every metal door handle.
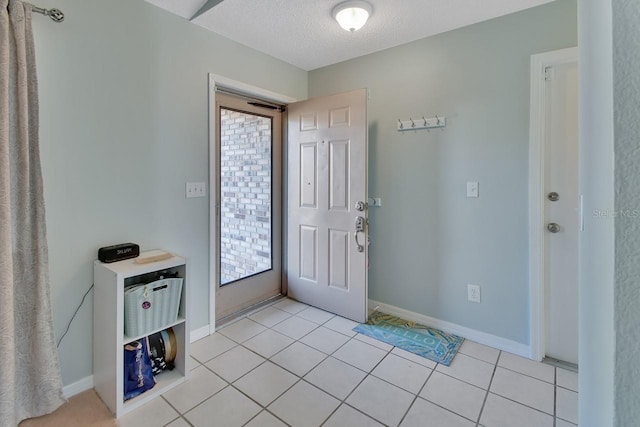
[547,222,560,233]
[355,216,365,252]
[354,231,364,252]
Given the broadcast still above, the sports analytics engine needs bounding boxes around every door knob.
[548,192,560,202]
[547,223,561,233]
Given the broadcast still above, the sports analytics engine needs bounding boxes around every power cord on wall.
[56,283,94,348]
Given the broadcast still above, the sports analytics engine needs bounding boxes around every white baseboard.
[190,325,211,343]
[369,299,531,358]
[63,375,94,399]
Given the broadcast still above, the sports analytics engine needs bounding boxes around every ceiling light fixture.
[332,1,372,32]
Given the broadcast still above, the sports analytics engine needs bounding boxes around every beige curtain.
[0,1,65,425]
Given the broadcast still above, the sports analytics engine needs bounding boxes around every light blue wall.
[309,0,577,344]
[612,0,640,424]
[33,0,307,385]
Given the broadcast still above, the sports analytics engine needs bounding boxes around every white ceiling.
[146,0,555,71]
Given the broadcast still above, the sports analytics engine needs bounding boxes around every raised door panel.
[329,107,350,128]
[299,225,317,282]
[328,229,349,290]
[300,112,318,131]
[329,140,349,211]
[300,143,318,209]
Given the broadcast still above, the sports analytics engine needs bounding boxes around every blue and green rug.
[353,312,464,366]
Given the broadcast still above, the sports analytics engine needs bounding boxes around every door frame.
[528,47,579,361]
[208,74,297,333]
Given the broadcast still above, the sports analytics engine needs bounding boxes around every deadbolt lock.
[354,216,366,252]
[547,222,561,233]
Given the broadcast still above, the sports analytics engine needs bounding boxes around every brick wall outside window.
[220,108,272,284]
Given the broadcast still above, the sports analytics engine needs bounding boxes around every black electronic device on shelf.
[98,243,140,263]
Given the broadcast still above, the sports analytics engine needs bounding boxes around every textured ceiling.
[146,0,555,71]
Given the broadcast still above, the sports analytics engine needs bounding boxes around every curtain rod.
[31,4,64,22]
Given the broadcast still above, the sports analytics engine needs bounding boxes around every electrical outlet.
[186,182,206,198]
[467,181,479,198]
[468,284,481,303]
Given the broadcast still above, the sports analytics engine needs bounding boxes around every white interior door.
[287,89,368,323]
[544,61,579,364]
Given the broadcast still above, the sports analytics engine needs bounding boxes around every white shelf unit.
[93,253,189,418]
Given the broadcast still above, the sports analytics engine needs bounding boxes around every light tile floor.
[119,298,579,427]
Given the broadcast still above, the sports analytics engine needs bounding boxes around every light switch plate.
[186,182,206,198]
[467,182,479,198]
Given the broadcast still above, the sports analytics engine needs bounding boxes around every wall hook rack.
[397,115,446,132]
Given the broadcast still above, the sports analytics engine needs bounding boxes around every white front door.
[544,61,579,364]
[287,89,368,323]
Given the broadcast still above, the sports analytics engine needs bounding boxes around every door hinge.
[544,66,553,82]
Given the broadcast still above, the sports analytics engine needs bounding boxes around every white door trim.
[208,74,297,334]
[528,47,578,361]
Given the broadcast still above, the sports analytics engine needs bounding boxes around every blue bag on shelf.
[123,339,155,400]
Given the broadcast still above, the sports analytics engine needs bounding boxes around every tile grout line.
[240,410,264,427]
[172,361,240,421]
[159,394,194,426]
[161,414,193,427]
[233,381,294,427]
[436,349,558,387]
[475,350,500,426]
[327,337,392,374]
[313,329,396,425]
[554,366,557,427]
[495,363,557,385]
[456,345,501,366]
[484,390,564,420]
[190,337,243,365]
[396,363,437,426]
[430,363,494,393]
[392,353,501,425]
[414,373,514,426]
[556,384,579,393]
[238,392,297,427]
[318,340,395,427]
[230,380,294,427]
[482,356,561,420]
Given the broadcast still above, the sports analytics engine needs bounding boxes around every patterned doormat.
[353,312,464,366]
